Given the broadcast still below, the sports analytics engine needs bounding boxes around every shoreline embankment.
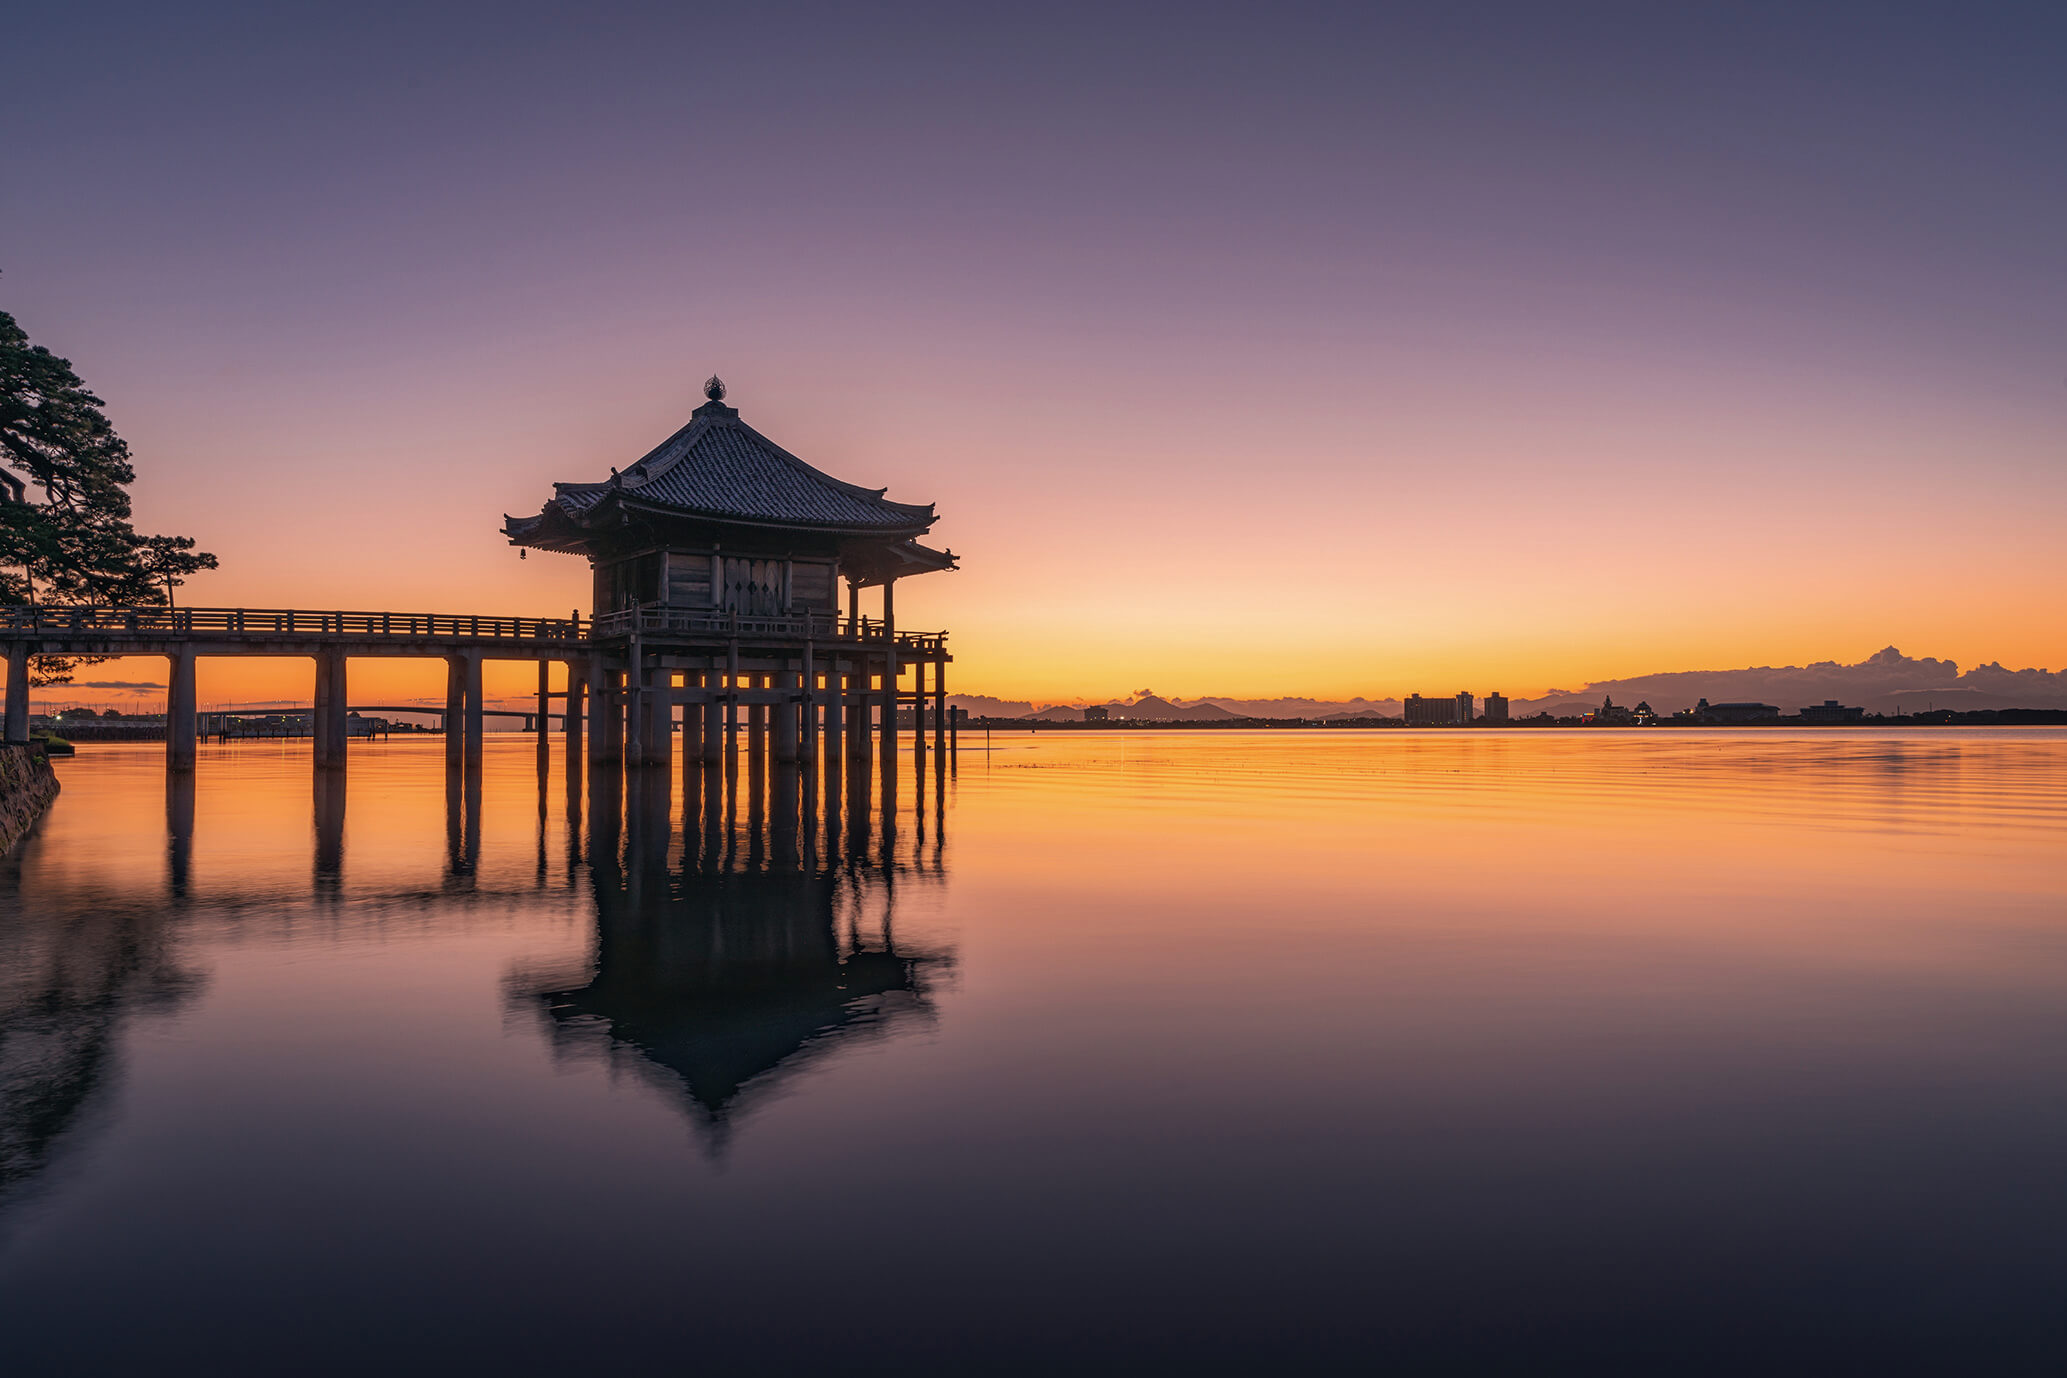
[0,744,61,853]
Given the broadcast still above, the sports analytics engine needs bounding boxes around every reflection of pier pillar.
[167,647,198,772]
[444,762,463,870]
[5,643,28,745]
[587,761,622,870]
[772,762,799,863]
[166,771,195,897]
[823,749,844,857]
[443,760,482,877]
[314,766,345,880]
[847,743,872,857]
[699,755,724,866]
[746,743,766,866]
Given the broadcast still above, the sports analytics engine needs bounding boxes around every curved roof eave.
[611,492,936,539]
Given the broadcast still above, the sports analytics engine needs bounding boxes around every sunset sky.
[9,3,2064,709]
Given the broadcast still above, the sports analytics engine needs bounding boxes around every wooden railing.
[0,606,585,641]
[0,604,948,652]
[591,606,947,653]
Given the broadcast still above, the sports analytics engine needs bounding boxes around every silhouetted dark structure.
[506,376,958,775]
[0,378,960,775]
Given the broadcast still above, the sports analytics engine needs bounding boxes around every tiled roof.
[552,401,935,533]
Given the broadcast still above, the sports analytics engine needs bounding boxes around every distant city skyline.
[9,3,2063,706]
[35,643,2067,723]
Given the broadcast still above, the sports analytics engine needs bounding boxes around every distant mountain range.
[948,648,2067,721]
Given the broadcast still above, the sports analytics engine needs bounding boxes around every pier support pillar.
[934,654,948,756]
[167,648,198,772]
[536,661,550,757]
[326,652,349,764]
[565,658,586,764]
[314,650,336,768]
[462,651,484,768]
[445,656,466,767]
[5,643,28,745]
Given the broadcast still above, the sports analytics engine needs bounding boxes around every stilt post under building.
[800,639,817,762]
[825,657,844,759]
[879,579,899,769]
[536,660,550,754]
[683,671,704,766]
[586,656,616,766]
[703,672,723,764]
[565,658,586,763]
[624,632,646,767]
[775,670,798,762]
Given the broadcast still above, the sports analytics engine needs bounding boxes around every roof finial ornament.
[704,374,726,403]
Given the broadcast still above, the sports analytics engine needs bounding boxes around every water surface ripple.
[3,730,2065,1373]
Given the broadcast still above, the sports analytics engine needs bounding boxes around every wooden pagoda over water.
[504,376,956,769]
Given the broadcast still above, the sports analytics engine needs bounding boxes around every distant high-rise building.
[1404,694,1461,725]
[1455,691,1474,723]
[1483,692,1508,724]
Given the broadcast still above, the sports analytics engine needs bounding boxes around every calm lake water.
[4,730,2066,1373]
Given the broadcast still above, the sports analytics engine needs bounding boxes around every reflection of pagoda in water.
[528,759,951,1149]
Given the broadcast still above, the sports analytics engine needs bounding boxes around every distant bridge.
[200,705,579,736]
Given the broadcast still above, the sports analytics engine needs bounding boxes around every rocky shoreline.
[0,743,60,854]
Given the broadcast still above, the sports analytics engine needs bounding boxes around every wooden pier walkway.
[0,602,953,773]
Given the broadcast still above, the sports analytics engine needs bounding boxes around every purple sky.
[8,2,2064,702]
